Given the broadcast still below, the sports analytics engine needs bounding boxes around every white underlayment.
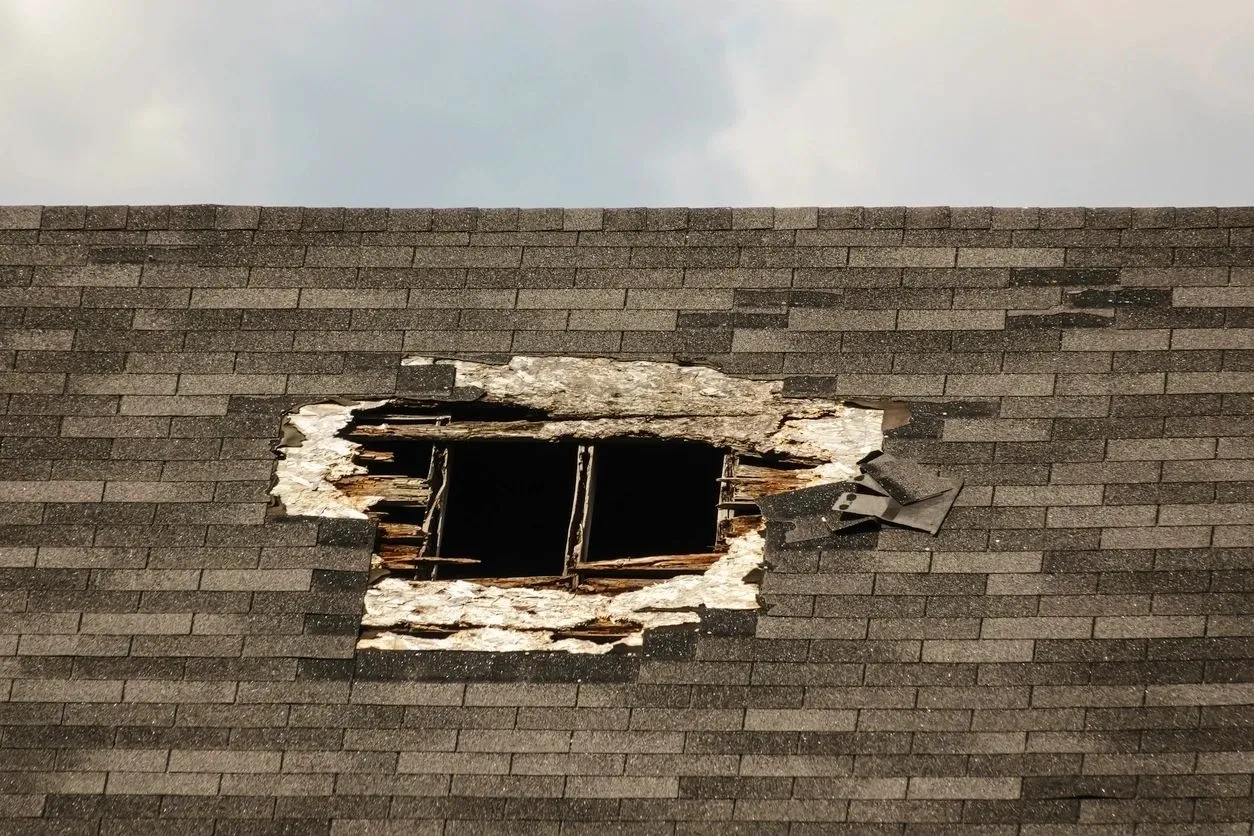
[272,400,389,518]
[272,356,883,653]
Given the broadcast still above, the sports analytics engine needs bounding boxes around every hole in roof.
[437,440,579,579]
[584,439,725,561]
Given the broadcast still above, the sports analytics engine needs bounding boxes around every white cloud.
[0,0,1251,205]
[707,0,1254,204]
[0,1,276,202]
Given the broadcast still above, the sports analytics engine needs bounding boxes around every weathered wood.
[369,413,452,424]
[574,552,723,576]
[379,552,479,569]
[726,458,816,501]
[565,444,596,577]
[346,421,552,441]
[722,515,764,539]
[550,621,641,642]
[457,575,571,590]
[574,577,660,594]
[363,624,460,639]
[378,521,425,540]
[420,445,450,563]
[336,475,431,504]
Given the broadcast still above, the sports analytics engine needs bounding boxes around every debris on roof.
[761,450,963,543]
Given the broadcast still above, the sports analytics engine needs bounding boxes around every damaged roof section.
[272,356,888,653]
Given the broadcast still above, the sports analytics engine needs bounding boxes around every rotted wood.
[564,444,596,582]
[420,445,449,565]
[367,413,453,424]
[721,515,765,539]
[714,452,736,549]
[573,552,723,576]
[725,457,816,502]
[335,475,431,504]
[378,521,426,542]
[378,552,479,571]
[574,577,659,594]
[550,620,642,642]
[347,421,551,442]
[454,575,570,590]
[360,624,460,640]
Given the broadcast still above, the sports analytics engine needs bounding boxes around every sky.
[2,0,1253,207]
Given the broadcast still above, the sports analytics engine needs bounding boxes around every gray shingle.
[2,203,1254,831]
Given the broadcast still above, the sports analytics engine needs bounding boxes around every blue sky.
[2,0,1252,206]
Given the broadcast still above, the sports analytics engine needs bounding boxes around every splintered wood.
[336,402,812,593]
[272,356,885,652]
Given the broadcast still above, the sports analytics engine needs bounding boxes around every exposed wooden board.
[362,624,460,640]
[728,455,818,503]
[723,515,765,539]
[378,521,424,539]
[378,554,478,569]
[456,575,572,590]
[336,475,431,504]
[347,416,773,443]
[574,552,723,575]
[370,414,452,424]
[574,577,661,594]
[347,420,556,441]
[564,444,596,579]
[421,446,450,565]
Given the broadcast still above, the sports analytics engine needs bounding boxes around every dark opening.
[373,439,434,478]
[585,440,724,560]
[437,441,578,578]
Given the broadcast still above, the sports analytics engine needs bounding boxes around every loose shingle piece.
[783,514,835,544]
[760,451,962,543]
[875,484,963,536]
[755,481,857,520]
[858,451,956,504]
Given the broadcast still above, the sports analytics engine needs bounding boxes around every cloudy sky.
[2,0,1252,207]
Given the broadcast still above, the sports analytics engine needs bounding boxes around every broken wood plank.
[379,554,480,569]
[564,443,596,577]
[420,445,449,563]
[369,624,461,639]
[346,420,555,441]
[726,458,817,500]
[575,577,661,594]
[367,413,452,424]
[378,521,425,540]
[722,515,765,539]
[456,575,571,590]
[335,475,431,504]
[574,552,723,576]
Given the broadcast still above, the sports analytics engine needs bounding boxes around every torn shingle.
[783,514,836,544]
[755,481,858,521]
[859,452,955,504]
[880,484,962,535]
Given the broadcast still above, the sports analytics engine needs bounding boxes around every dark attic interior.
[331,393,884,593]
